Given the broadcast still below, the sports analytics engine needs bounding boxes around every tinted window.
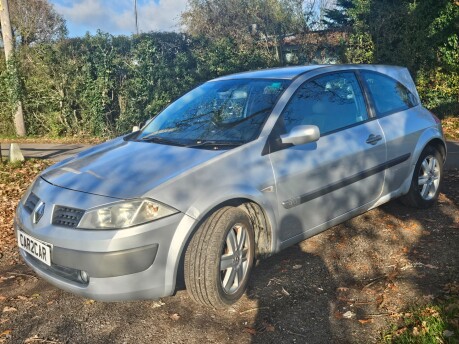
[281,72,368,135]
[362,71,418,115]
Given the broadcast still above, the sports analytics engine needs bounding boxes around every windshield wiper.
[185,140,243,149]
[139,135,185,147]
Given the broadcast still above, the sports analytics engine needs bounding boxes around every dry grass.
[442,117,459,141]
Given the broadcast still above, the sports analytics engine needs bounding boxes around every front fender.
[162,184,278,296]
[185,184,276,220]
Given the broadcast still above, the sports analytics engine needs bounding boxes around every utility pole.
[0,0,26,136]
[134,0,139,35]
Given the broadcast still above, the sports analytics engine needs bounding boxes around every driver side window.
[281,72,368,136]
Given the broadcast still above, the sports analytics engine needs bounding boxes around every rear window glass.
[362,71,418,116]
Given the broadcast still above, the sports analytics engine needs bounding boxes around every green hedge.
[0,26,457,138]
[0,32,272,137]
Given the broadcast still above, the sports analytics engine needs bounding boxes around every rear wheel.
[184,206,255,308]
[401,145,443,208]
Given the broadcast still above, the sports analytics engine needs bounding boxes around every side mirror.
[280,125,320,146]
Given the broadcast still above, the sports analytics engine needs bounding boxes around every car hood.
[41,138,224,199]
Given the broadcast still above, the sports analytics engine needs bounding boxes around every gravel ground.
[0,170,457,344]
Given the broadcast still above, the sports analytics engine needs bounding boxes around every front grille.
[24,193,40,213]
[52,206,85,228]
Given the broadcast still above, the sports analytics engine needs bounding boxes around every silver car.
[15,65,446,308]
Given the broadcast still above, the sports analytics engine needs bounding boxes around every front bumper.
[15,178,197,301]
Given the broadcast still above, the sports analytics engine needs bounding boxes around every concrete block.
[9,143,25,162]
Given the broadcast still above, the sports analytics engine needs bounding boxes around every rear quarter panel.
[378,105,444,197]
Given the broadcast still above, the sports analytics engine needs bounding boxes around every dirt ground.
[0,169,458,344]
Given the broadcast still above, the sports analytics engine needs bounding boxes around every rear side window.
[280,72,368,136]
[362,71,418,116]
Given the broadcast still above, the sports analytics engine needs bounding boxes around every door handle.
[366,134,382,145]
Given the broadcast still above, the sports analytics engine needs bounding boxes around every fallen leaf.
[151,300,165,308]
[2,306,16,313]
[424,264,439,269]
[265,324,275,332]
[281,287,290,296]
[292,264,302,270]
[395,327,408,336]
[244,327,257,335]
[0,330,11,337]
[422,294,435,301]
[0,296,6,301]
[84,299,95,305]
[358,318,374,324]
[342,311,355,319]
[169,313,180,321]
[334,311,343,319]
[376,294,385,307]
[386,282,398,291]
[387,270,399,281]
[24,335,41,343]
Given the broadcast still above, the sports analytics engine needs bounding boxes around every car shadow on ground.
[248,245,336,343]
[247,169,458,343]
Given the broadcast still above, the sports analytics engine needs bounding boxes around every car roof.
[212,64,407,81]
[213,65,326,80]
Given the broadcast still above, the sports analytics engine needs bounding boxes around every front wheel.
[401,145,443,208]
[184,207,255,308]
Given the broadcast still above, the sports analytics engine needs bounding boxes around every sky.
[49,0,188,37]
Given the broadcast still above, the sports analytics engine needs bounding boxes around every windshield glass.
[136,79,290,147]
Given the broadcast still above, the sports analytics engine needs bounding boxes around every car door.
[267,71,387,244]
[360,70,423,192]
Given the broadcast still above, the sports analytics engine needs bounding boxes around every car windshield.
[136,79,290,147]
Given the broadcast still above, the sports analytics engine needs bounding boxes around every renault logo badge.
[33,201,45,224]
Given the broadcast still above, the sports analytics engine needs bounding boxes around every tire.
[184,206,255,308]
[401,145,443,208]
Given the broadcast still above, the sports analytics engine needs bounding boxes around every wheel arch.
[411,127,446,165]
[185,197,275,260]
[400,130,446,196]
[166,192,276,295]
[427,138,447,162]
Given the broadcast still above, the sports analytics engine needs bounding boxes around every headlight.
[77,199,178,229]
[21,177,39,205]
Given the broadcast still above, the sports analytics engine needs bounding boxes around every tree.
[181,0,307,63]
[2,0,67,46]
[0,0,25,136]
[341,0,458,115]
[322,0,353,28]
[0,0,66,137]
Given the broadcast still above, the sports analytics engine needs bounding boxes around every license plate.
[17,230,52,266]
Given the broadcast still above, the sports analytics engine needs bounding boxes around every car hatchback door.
[267,71,387,244]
